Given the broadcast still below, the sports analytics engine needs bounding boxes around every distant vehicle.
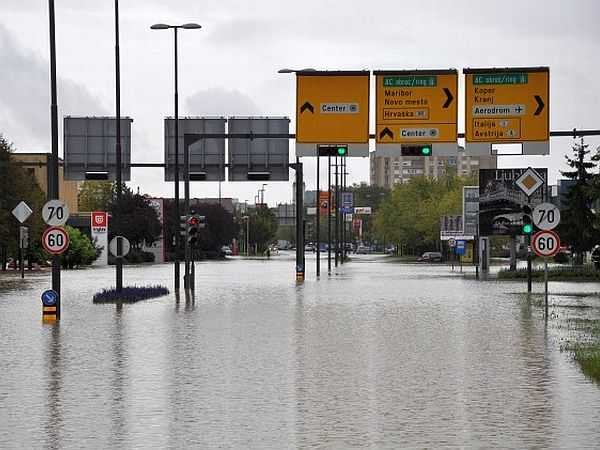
[385,245,396,254]
[356,245,370,254]
[221,245,232,256]
[417,251,442,262]
[305,243,315,252]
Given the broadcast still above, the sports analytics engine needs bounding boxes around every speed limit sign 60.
[532,230,561,258]
[42,226,70,255]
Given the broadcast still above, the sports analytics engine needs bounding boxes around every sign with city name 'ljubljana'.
[464,67,549,143]
[375,69,458,144]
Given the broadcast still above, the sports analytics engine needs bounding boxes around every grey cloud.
[0,23,107,147]
[184,87,260,116]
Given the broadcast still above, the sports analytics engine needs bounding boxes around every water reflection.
[44,324,63,450]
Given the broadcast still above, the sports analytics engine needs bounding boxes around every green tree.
[347,182,390,243]
[560,139,597,264]
[249,206,278,254]
[108,186,162,250]
[373,173,474,254]
[78,181,114,212]
[59,225,100,269]
[0,134,46,270]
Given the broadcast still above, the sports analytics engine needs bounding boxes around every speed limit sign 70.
[42,226,70,255]
[532,230,561,258]
[42,200,70,226]
[533,202,560,231]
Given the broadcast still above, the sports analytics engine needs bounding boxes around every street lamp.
[277,68,316,74]
[260,183,268,205]
[242,215,250,256]
[150,21,201,290]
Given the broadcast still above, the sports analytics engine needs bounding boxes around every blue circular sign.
[41,290,58,306]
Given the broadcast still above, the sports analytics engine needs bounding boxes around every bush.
[59,226,99,269]
[93,285,169,303]
[498,265,600,280]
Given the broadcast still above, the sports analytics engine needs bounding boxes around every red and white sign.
[532,230,561,257]
[42,226,70,255]
[91,211,108,233]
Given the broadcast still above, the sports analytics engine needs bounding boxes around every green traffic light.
[421,146,432,156]
[337,146,347,156]
[523,223,533,234]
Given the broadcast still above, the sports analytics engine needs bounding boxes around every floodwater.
[1,253,600,449]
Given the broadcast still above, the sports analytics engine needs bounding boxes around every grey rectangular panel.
[295,143,369,157]
[165,117,226,182]
[64,116,132,181]
[228,117,290,181]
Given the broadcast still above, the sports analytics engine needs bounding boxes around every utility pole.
[328,153,332,273]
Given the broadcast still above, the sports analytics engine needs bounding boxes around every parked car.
[356,245,370,254]
[305,243,315,252]
[221,245,233,256]
[417,251,442,262]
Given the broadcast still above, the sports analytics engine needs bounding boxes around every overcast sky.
[1,0,599,205]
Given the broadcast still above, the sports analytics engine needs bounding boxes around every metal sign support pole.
[114,0,123,292]
[327,154,332,273]
[334,157,339,267]
[527,196,532,293]
[173,27,181,291]
[342,156,347,264]
[48,0,61,318]
[544,258,549,315]
[316,152,320,277]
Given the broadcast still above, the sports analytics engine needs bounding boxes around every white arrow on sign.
[11,201,33,224]
[42,200,70,226]
[533,202,560,231]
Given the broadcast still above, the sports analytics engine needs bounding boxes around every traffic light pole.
[342,156,347,264]
[316,154,320,277]
[334,156,339,268]
[327,154,332,274]
[184,129,191,290]
[291,158,305,282]
[48,0,61,318]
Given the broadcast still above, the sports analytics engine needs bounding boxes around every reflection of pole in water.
[109,306,127,447]
[44,324,63,450]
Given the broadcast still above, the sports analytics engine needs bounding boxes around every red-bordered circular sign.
[532,230,561,257]
[42,226,70,255]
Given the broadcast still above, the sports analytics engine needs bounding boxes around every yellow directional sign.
[296,71,369,144]
[464,67,549,143]
[375,70,458,143]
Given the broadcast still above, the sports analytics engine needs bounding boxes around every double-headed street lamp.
[150,22,201,291]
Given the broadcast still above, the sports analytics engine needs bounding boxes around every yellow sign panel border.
[295,71,370,144]
[464,66,549,143]
[374,69,458,144]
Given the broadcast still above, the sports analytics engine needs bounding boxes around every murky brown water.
[1,253,600,448]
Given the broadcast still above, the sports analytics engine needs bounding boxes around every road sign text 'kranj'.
[375,69,458,144]
[464,67,549,143]
[295,71,369,144]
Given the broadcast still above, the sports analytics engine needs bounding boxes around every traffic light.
[522,205,533,235]
[318,145,348,157]
[187,215,206,245]
[401,145,432,156]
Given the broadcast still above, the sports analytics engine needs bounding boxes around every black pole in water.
[316,152,320,277]
[527,196,532,293]
[48,0,61,318]
[294,158,305,281]
[328,154,332,273]
[334,156,339,267]
[114,0,123,292]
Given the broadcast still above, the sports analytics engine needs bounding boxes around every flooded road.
[1,253,600,448]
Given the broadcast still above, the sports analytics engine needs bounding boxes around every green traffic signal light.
[522,223,533,234]
[337,146,348,156]
[421,146,432,156]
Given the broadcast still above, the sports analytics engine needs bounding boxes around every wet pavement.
[1,253,600,448]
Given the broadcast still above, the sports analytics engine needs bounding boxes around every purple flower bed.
[93,285,169,303]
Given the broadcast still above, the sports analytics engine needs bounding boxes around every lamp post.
[150,22,201,291]
[260,183,267,205]
[242,215,250,256]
